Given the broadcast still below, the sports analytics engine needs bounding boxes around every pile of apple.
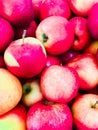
[0,0,98,130]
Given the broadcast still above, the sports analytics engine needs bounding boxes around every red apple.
[67,0,98,16]
[0,0,34,27]
[72,94,98,129]
[40,65,79,103]
[0,104,26,130]
[69,16,91,50]
[0,17,14,53]
[4,37,47,78]
[67,53,98,90]
[88,3,98,40]
[36,16,74,55]
[26,101,73,130]
[14,20,37,39]
[22,78,44,107]
[32,0,42,22]
[39,0,71,20]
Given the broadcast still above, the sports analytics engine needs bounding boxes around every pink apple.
[36,16,74,55]
[88,3,98,40]
[26,101,73,130]
[39,0,71,20]
[0,104,26,130]
[32,0,42,22]
[72,94,98,129]
[40,65,79,103]
[67,53,98,90]
[22,78,44,107]
[67,0,98,16]
[14,20,37,39]
[0,17,14,53]
[4,37,47,78]
[69,16,91,50]
[0,0,34,27]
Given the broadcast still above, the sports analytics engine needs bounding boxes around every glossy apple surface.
[26,102,73,130]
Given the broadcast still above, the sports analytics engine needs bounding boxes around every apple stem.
[22,30,27,43]
[91,101,98,108]
[22,83,31,94]
[42,33,48,43]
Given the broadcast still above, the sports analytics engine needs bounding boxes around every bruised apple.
[4,37,47,78]
[40,65,79,103]
[26,101,73,130]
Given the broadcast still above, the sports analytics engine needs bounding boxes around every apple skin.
[14,20,37,39]
[39,0,71,20]
[72,94,98,130]
[67,53,98,90]
[67,0,98,16]
[0,17,14,53]
[88,3,98,40]
[0,0,34,27]
[26,102,73,130]
[69,16,91,50]
[36,16,74,55]
[22,78,44,107]
[0,104,26,130]
[40,65,79,103]
[4,37,47,78]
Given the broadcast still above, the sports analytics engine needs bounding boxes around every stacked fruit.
[0,0,98,130]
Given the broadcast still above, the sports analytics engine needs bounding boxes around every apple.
[32,0,43,22]
[0,17,14,53]
[72,93,98,129]
[40,65,79,103]
[0,68,22,115]
[39,0,71,20]
[96,49,98,62]
[45,54,62,67]
[14,20,37,39]
[4,37,47,78]
[22,78,44,107]
[26,101,73,130]
[67,53,98,90]
[69,16,91,50]
[84,40,98,56]
[88,3,98,40]
[36,16,74,55]
[0,0,34,27]
[67,0,98,16]
[59,49,80,65]
[0,104,26,130]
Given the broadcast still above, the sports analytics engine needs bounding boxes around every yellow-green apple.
[26,101,73,130]
[72,94,98,130]
[36,16,74,55]
[0,0,34,27]
[22,78,44,107]
[32,0,43,22]
[67,0,98,16]
[39,0,71,20]
[84,40,98,56]
[88,3,98,40]
[14,20,37,39]
[67,53,98,90]
[0,68,22,115]
[59,49,80,65]
[0,104,26,130]
[69,16,91,50]
[0,17,14,53]
[4,37,47,78]
[40,65,79,103]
